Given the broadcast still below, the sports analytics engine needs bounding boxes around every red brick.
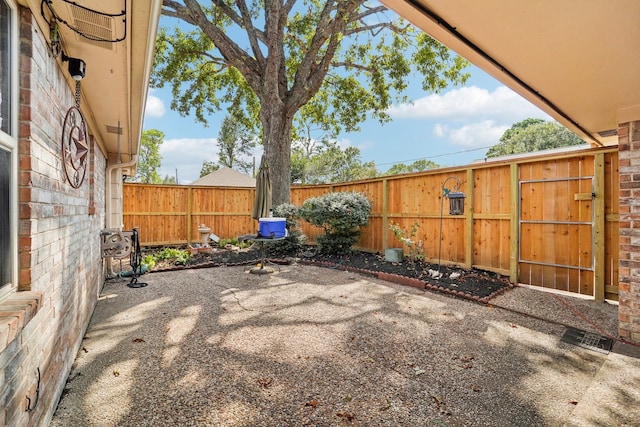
[618,125,629,137]
[18,236,31,250]
[18,155,31,170]
[18,251,30,268]
[19,268,31,285]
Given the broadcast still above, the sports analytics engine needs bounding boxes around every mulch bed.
[141,245,513,303]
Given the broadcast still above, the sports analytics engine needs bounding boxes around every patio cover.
[380,0,640,145]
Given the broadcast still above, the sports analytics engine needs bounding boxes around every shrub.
[298,192,371,255]
[268,203,307,256]
[141,254,156,270]
[389,221,424,261]
[152,247,192,265]
[218,238,252,249]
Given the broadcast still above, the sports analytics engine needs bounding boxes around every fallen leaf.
[569,400,578,405]
[343,394,352,402]
[132,338,145,343]
[379,399,391,411]
[305,400,318,407]
[471,385,482,392]
[460,363,473,369]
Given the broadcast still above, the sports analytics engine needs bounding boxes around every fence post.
[382,178,389,251]
[464,169,474,269]
[187,186,193,246]
[594,153,606,301]
[509,163,519,284]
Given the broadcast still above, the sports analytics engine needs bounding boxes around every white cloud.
[445,120,508,148]
[145,93,166,118]
[388,86,551,122]
[335,138,353,150]
[159,138,218,184]
[432,123,448,138]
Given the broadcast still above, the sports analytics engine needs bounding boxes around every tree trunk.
[261,104,293,206]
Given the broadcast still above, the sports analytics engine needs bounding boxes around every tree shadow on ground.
[50,264,639,427]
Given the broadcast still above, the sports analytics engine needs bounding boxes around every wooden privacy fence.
[123,146,619,301]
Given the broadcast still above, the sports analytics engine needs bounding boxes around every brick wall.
[618,120,640,343]
[0,7,106,426]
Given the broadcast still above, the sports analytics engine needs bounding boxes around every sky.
[142,28,553,185]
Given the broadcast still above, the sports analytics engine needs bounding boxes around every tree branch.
[330,61,377,73]
[233,0,267,65]
[344,21,410,37]
[289,0,365,110]
[177,0,262,90]
[162,1,197,25]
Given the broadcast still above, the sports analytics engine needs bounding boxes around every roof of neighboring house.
[190,167,256,187]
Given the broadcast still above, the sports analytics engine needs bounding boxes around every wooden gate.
[518,171,595,297]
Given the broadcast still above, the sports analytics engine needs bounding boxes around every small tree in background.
[135,129,164,183]
[217,115,256,175]
[162,175,177,184]
[298,192,371,255]
[486,119,584,158]
[304,145,378,184]
[199,160,219,177]
[385,159,440,176]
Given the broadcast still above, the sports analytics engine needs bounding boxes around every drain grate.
[561,327,613,354]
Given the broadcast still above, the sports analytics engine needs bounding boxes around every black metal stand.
[249,237,285,274]
[128,227,148,288]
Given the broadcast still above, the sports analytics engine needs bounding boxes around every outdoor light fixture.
[438,176,466,271]
[62,53,86,81]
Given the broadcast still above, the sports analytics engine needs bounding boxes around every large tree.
[486,119,585,158]
[155,0,469,204]
[135,129,164,183]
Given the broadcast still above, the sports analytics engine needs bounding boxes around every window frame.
[0,0,19,300]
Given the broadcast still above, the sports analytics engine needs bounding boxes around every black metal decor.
[127,227,148,288]
[438,177,466,271]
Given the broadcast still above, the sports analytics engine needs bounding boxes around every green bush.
[218,238,252,249]
[268,203,307,256]
[141,254,156,269]
[152,247,192,265]
[298,192,371,255]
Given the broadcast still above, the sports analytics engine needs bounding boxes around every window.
[0,0,17,295]
[0,0,12,134]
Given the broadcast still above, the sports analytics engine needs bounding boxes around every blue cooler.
[258,217,287,238]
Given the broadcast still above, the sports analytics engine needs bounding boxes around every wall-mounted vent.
[106,125,123,135]
[597,129,618,138]
[70,4,115,50]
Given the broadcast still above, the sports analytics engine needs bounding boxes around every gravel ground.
[50,263,640,427]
